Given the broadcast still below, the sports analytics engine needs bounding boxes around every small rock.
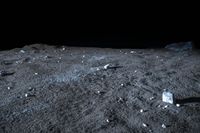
[62,47,66,51]
[162,124,166,128]
[162,105,169,109]
[134,70,137,73]
[82,55,85,58]
[130,51,136,54]
[140,109,144,113]
[149,97,154,100]
[176,104,180,107]
[104,64,110,69]
[7,87,11,90]
[34,73,38,75]
[142,123,148,127]
[96,68,100,71]
[162,90,174,104]
[28,87,34,91]
[20,50,25,53]
[106,119,109,123]
[118,97,123,103]
[120,83,124,86]
[25,93,28,97]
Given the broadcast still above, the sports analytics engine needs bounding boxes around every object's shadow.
[176,97,200,104]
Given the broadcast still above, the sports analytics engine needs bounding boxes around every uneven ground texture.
[0,44,200,133]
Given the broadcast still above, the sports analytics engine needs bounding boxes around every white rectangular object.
[162,91,174,104]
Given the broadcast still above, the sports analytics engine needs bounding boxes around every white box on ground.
[162,91,174,104]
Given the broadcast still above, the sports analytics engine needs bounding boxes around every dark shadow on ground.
[176,97,200,104]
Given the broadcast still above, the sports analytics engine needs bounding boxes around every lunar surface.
[0,44,200,133]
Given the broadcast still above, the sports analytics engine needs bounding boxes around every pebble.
[106,119,110,123]
[104,64,110,69]
[142,123,148,127]
[149,97,154,100]
[7,87,11,90]
[82,55,85,58]
[176,104,180,107]
[62,47,65,51]
[28,87,33,91]
[134,70,137,73]
[118,97,123,103]
[20,50,25,53]
[120,83,124,86]
[96,68,100,71]
[162,105,169,109]
[162,124,166,128]
[34,73,38,75]
[25,93,28,97]
[140,109,144,113]
[130,51,135,54]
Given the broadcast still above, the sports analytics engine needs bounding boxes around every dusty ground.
[0,44,200,133]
